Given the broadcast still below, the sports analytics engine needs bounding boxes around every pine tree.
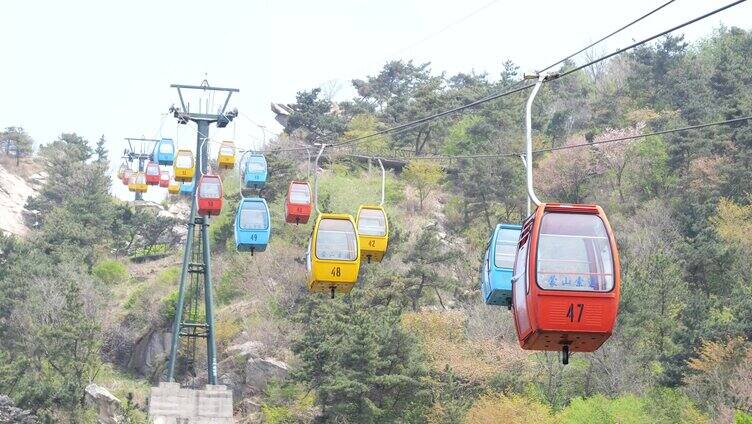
[404,226,458,311]
[94,134,108,164]
[40,279,101,414]
[292,295,429,423]
[1,127,34,166]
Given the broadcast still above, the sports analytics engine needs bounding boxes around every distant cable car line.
[390,0,503,58]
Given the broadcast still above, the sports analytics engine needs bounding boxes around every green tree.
[284,88,348,142]
[262,151,297,203]
[354,61,448,154]
[343,114,389,153]
[23,132,144,269]
[402,160,443,210]
[28,133,98,217]
[94,134,108,164]
[0,263,101,421]
[403,226,457,311]
[465,393,553,424]
[110,205,179,257]
[449,156,524,230]
[1,127,34,166]
[292,295,429,423]
[38,279,101,418]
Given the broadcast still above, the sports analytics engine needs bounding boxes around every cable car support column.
[166,192,197,380]
[164,83,238,387]
[198,120,219,384]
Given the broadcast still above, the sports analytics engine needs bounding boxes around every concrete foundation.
[149,382,234,424]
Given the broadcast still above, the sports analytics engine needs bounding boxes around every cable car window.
[483,249,490,283]
[536,213,614,292]
[146,164,160,175]
[239,202,268,230]
[136,174,146,184]
[220,145,234,155]
[290,184,311,204]
[199,180,221,198]
[306,238,312,272]
[494,228,519,269]
[316,219,357,261]
[159,142,174,154]
[175,154,193,168]
[357,209,386,236]
[514,237,529,293]
[246,161,266,172]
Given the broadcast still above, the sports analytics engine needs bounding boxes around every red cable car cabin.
[121,168,132,186]
[145,162,161,185]
[159,170,170,187]
[512,203,620,364]
[197,175,223,216]
[284,180,313,224]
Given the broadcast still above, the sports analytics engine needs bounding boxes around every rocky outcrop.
[158,202,190,240]
[226,341,265,358]
[217,341,290,400]
[0,395,37,423]
[128,329,172,377]
[162,202,190,221]
[84,384,122,424]
[245,357,289,392]
[0,163,37,236]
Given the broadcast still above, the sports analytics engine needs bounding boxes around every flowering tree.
[536,137,596,204]
[593,123,645,202]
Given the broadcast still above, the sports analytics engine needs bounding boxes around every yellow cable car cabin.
[355,205,389,263]
[174,149,195,182]
[167,180,181,194]
[127,173,137,192]
[129,172,148,193]
[307,213,361,296]
[218,141,236,169]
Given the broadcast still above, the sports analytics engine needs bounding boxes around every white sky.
[2,0,750,201]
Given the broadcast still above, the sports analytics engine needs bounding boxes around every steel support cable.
[194,0,743,158]
[335,0,678,148]
[245,81,529,155]
[553,0,746,82]
[535,116,752,153]
[336,116,752,162]
[284,0,746,152]
[536,0,678,73]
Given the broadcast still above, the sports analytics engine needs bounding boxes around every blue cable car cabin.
[242,154,268,189]
[234,198,271,254]
[154,138,175,166]
[481,223,522,308]
[179,179,194,196]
